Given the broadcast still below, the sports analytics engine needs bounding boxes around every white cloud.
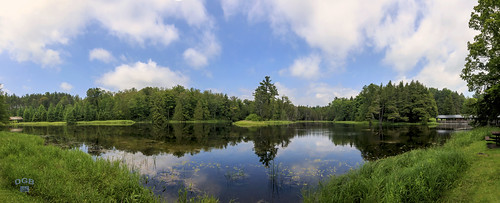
[221,0,392,63]
[274,82,358,106]
[222,0,476,93]
[183,32,221,69]
[374,0,477,74]
[183,49,208,68]
[0,0,88,66]
[60,82,73,91]
[89,48,114,63]
[303,83,359,106]
[238,88,254,101]
[97,60,188,90]
[221,0,242,19]
[0,0,214,66]
[275,82,296,100]
[281,54,321,79]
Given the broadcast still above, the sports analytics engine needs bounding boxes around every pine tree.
[0,90,8,123]
[173,100,185,121]
[193,100,204,120]
[47,104,56,122]
[64,105,76,125]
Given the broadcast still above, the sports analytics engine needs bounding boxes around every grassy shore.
[167,120,231,124]
[9,120,136,126]
[232,120,294,127]
[0,132,219,202]
[0,131,157,202]
[331,119,439,126]
[304,127,500,202]
[233,119,440,128]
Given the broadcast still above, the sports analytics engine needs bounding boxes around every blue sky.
[0,0,477,106]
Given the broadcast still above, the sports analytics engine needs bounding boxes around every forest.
[0,76,474,125]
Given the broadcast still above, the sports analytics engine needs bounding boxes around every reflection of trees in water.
[318,124,449,161]
[251,126,295,167]
[20,122,450,164]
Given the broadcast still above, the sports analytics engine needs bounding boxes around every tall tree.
[0,89,8,123]
[254,76,278,120]
[461,0,500,124]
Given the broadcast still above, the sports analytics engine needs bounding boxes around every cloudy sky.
[0,0,478,106]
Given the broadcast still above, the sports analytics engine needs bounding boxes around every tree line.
[0,76,473,125]
[327,81,475,123]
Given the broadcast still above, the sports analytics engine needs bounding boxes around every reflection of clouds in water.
[235,141,253,152]
[314,141,357,152]
[100,150,190,176]
[278,135,358,158]
[100,149,224,194]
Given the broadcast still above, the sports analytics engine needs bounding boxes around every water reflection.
[10,123,450,202]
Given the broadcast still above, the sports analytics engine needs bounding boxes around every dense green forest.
[0,77,473,125]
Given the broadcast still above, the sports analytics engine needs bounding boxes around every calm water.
[8,123,451,202]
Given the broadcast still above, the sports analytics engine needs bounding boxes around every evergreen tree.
[254,76,278,120]
[55,103,64,121]
[193,100,205,120]
[0,90,8,123]
[64,105,76,125]
[47,104,56,122]
[173,98,185,121]
[151,91,168,127]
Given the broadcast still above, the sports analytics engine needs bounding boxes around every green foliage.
[429,88,466,115]
[245,113,261,121]
[193,100,205,120]
[64,105,76,125]
[474,84,500,125]
[254,76,278,120]
[0,89,8,124]
[0,132,158,202]
[461,0,500,125]
[151,91,168,127]
[3,79,465,125]
[173,98,186,121]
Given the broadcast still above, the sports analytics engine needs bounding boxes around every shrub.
[245,114,261,121]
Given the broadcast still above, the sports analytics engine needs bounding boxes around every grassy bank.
[9,122,67,126]
[9,120,136,126]
[168,120,231,124]
[76,120,135,126]
[304,127,500,202]
[332,120,439,126]
[234,119,439,128]
[233,120,294,127]
[0,131,157,202]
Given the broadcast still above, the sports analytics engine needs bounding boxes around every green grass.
[76,120,136,126]
[0,131,158,202]
[332,120,439,126]
[439,129,500,203]
[9,120,136,126]
[10,122,67,126]
[168,120,231,124]
[232,120,294,127]
[0,131,221,202]
[303,127,500,203]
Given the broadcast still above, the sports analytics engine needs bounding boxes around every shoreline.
[303,127,500,202]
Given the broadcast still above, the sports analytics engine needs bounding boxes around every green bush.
[245,113,261,121]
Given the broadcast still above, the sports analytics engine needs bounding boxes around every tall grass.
[304,127,498,202]
[0,132,157,202]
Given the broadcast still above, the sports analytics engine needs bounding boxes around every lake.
[8,122,452,202]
